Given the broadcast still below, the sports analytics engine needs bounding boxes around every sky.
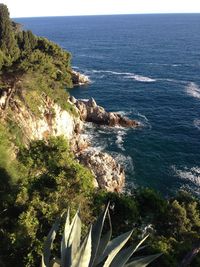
[2,0,200,18]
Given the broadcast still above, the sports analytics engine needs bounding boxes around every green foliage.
[0,4,74,106]
[0,4,20,65]
[17,37,73,88]
[0,137,94,267]
[0,123,25,180]
[93,189,200,267]
[42,205,161,267]
[21,72,77,116]
[17,30,37,54]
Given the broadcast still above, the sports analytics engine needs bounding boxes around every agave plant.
[41,204,161,267]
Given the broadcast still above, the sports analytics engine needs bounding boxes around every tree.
[0,4,19,64]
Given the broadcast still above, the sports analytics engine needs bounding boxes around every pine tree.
[0,4,19,64]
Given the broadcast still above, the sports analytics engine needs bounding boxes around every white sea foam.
[80,98,89,102]
[111,152,134,172]
[92,70,129,75]
[91,69,156,82]
[125,74,156,82]
[116,110,132,116]
[115,130,127,151]
[185,82,200,99]
[194,119,200,130]
[172,166,200,187]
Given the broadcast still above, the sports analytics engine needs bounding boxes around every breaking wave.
[111,152,134,173]
[90,69,156,82]
[185,82,200,99]
[115,130,127,151]
[172,166,200,196]
[125,74,156,82]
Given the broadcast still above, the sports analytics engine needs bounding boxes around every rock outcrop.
[79,149,125,192]
[0,90,129,192]
[70,96,140,127]
[71,70,90,86]
[5,94,83,144]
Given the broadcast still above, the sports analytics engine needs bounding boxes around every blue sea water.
[15,14,200,196]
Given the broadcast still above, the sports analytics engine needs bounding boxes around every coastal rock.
[0,90,126,192]
[75,98,140,127]
[69,95,77,104]
[71,70,90,86]
[8,94,83,144]
[78,149,125,192]
[70,135,89,154]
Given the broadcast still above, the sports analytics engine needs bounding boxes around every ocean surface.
[15,14,200,196]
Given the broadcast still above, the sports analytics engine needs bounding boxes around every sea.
[15,14,200,197]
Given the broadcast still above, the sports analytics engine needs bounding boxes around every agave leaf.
[71,226,92,267]
[109,245,136,267]
[61,209,71,267]
[109,235,149,267]
[89,203,110,267]
[41,255,46,267]
[42,217,61,267]
[132,235,149,253]
[102,230,133,267]
[136,245,147,252]
[93,209,112,266]
[124,253,162,267]
[65,209,82,266]
[50,258,61,267]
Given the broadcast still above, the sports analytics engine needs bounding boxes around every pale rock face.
[79,148,125,192]
[0,91,126,192]
[12,98,82,142]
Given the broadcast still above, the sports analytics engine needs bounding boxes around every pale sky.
[1,0,200,18]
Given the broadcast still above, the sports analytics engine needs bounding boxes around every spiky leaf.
[124,253,162,267]
[42,217,61,267]
[93,210,112,266]
[89,202,110,267]
[61,209,71,267]
[71,226,92,267]
[102,230,133,267]
[109,245,136,267]
[66,210,82,266]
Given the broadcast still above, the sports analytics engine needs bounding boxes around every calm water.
[15,14,200,196]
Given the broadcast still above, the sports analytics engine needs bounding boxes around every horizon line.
[13,12,200,19]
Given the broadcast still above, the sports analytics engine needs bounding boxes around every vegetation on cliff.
[0,4,199,267]
[0,3,75,120]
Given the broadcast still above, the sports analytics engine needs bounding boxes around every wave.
[125,74,156,82]
[116,109,151,129]
[72,66,79,69]
[90,69,156,82]
[80,98,89,102]
[175,167,200,186]
[111,152,134,173]
[115,110,132,116]
[115,130,127,151]
[185,82,200,99]
[92,70,130,75]
[172,166,200,197]
[194,119,200,130]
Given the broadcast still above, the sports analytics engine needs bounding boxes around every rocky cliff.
[0,88,139,192]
